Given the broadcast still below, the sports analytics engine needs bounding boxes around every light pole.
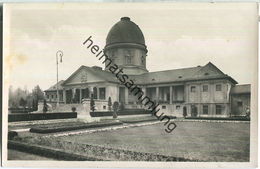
[56,50,63,107]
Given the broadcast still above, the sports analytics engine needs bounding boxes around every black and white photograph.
[2,2,258,168]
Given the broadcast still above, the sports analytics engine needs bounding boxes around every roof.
[129,62,238,85]
[61,65,119,86]
[45,80,64,92]
[106,17,145,47]
[231,84,251,94]
[45,62,238,91]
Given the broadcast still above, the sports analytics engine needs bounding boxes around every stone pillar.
[63,90,66,104]
[170,86,173,104]
[125,87,128,104]
[156,87,159,102]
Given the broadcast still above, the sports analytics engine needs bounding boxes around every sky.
[4,2,258,91]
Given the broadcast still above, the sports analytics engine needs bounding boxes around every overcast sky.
[4,2,258,91]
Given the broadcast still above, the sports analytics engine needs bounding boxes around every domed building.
[104,17,148,75]
[44,17,250,118]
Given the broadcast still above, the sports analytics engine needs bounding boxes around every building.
[45,17,250,117]
[231,84,251,116]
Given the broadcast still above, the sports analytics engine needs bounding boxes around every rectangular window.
[216,105,222,115]
[191,86,196,92]
[99,88,106,100]
[202,85,208,92]
[203,105,208,114]
[176,105,180,110]
[51,95,53,99]
[162,105,166,109]
[216,84,222,91]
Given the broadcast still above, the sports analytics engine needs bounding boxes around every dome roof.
[106,17,145,47]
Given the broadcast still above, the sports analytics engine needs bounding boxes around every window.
[125,50,132,64]
[93,87,98,99]
[216,105,222,115]
[191,86,196,92]
[176,105,180,110]
[99,88,106,100]
[216,84,222,91]
[203,105,208,114]
[141,55,145,65]
[51,95,53,99]
[46,95,49,99]
[237,101,243,106]
[162,105,166,109]
[202,85,208,92]
[103,105,106,110]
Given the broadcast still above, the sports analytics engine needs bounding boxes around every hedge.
[8,108,34,114]
[8,112,77,122]
[90,109,152,117]
[8,140,104,161]
[30,121,123,133]
[185,116,250,121]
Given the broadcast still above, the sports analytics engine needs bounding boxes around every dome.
[106,17,146,47]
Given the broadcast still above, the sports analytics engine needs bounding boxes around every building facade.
[45,17,250,117]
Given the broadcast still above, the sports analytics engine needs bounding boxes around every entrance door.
[119,87,125,103]
[191,105,198,117]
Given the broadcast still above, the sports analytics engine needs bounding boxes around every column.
[170,86,173,104]
[79,89,82,103]
[142,87,146,97]
[63,89,66,104]
[125,87,128,104]
[156,87,159,102]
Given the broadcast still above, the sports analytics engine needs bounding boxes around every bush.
[8,131,18,140]
[43,99,48,113]
[90,94,95,112]
[112,101,119,119]
[71,107,76,112]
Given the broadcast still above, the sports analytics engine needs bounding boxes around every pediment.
[63,66,104,85]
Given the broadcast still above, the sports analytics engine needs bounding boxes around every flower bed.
[15,136,196,161]
[30,121,123,133]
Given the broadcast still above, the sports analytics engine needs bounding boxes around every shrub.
[71,107,76,112]
[43,99,48,113]
[108,97,112,111]
[112,101,119,119]
[8,131,18,140]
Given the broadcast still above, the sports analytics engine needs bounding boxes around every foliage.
[71,107,76,112]
[8,85,44,111]
[43,99,48,113]
[108,97,112,111]
[19,98,27,109]
[90,94,95,112]
[112,101,119,119]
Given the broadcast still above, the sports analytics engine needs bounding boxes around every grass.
[61,121,250,162]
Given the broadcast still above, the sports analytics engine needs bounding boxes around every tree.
[19,97,27,109]
[112,101,119,119]
[90,94,95,112]
[108,97,112,111]
[43,99,48,113]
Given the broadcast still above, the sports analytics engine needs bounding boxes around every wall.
[231,94,250,116]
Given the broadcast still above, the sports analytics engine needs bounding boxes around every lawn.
[61,121,250,162]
